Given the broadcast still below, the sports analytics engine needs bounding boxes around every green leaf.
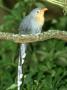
[6,84,17,90]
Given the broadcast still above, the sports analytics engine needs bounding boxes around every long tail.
[18,44,26,90]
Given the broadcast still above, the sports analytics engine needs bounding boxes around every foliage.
[0,0,67,90]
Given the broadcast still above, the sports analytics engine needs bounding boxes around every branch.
[0,30,67,43]
[46,0,65,8]
[0,5,11,12]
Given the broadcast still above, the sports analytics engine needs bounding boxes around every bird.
[18,7,48,90]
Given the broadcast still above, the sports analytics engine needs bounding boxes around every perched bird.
[19,7,48,62]
[19,8,48,34]
[18,7,48,90]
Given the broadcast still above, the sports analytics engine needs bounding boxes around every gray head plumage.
[29,8,41,17]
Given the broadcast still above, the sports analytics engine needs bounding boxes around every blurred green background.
[0,0,67,90]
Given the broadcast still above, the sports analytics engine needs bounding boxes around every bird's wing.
[19,15,32,34]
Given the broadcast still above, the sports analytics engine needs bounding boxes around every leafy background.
[0,0,67,90]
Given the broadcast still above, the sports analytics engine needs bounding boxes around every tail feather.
[20,44,26,64]
[18,44,26,90]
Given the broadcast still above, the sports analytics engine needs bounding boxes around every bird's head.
[29,8,48,25]
[30,8,48,17]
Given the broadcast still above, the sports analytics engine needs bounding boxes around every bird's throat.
[35,15,45,26]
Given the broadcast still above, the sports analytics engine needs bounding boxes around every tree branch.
[0,30,67,43]
[0,5,11,12]
[46,0,65,8]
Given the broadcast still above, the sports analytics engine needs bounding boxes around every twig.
[0,30,67,43]
[0,5,11,12]
[46,0,65,8]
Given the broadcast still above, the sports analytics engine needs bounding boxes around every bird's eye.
[37,10,40,13]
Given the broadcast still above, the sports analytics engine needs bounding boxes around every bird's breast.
[30,19,43,34]
[35,15,45,26]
